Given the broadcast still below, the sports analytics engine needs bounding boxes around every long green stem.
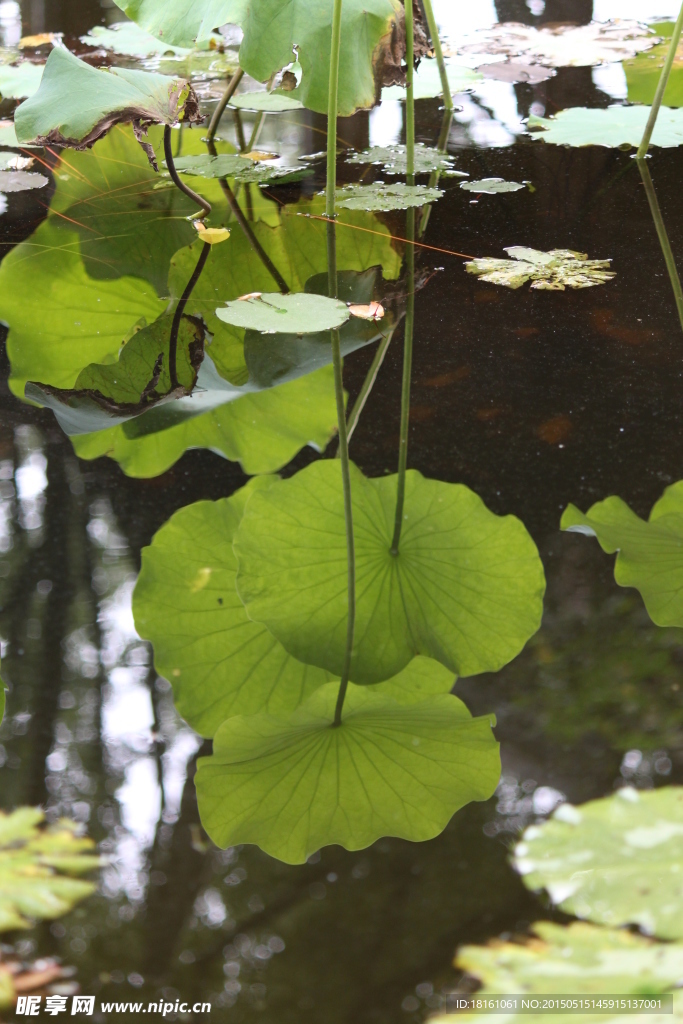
[637,156,683,332]
[637,2,683,158]
[326,0,355,728]
[390,208,415,554]
[169,241,211,388]
[421,0,452,111]
[164,126,211,218]
[206,68,245,143]
[337,327,396,455]
[406,0,415,184]
[419,102,454,237]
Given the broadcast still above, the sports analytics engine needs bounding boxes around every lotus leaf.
[0,61,44,99]
[335,183,443,212]
[113,0,403,117]
[80,21,207,58]
[14,46,199,149]
[466,247,615,291]
[452,20,658,68]
[346,144,466,177]
[514,787,683,939]
[0,170,48,192]
[0,120,21,147]
[561,483,683,628]
[430,922,683,1023]
[195,683,500,864]
[480,62,556,84]
[528,105,683,148]
[216,293,350,335]
[625,23,683,108]
[461,178,525,194]
[234,460,545,684]
[171,152,311,184]
[382,58,482,100]
[0,808,100,932]
[230,91,304,112]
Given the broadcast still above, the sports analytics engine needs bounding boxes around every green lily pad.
[234,460,545,684]
[461,178,525,194]
[561,483,683,628]
[171,152,311,184]
[346,144,467,177]
[528,105,683,148]
[335,183,443,212]
[447,922,683,1009]
[81,21,198,58]
[0,61,44,99]
[0,169,48,192]
[382,59,482,100]
[113,0,403,117]
[195,682,500,864]
[513,787,683,939]
[230,91,304,112]
[467,247,615,291]
[15,46,199,149]
[0,808,100,932]
[372,657,455,704]
[216,292,350,334]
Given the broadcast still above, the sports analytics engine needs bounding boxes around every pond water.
[1,0,683,1020]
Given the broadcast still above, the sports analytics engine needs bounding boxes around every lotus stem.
[207,67,245,143]
[406,0,415,184]
[637,2,683,159]
[327,0,355,728]
[164,126,212,218]
[636,156,683,332]
[420,103,454,236]
[390,207,415,555]
[169,241,211,389]
[337,327,396,455]
[421,0,452,111]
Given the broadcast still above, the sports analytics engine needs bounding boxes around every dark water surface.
[1,0,683,1020]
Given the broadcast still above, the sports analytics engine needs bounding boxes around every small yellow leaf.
[242,151,279,162]
[193,222,231,246]
[19,32,59,47]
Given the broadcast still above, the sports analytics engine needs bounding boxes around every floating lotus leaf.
[171,152,311,184]
[234,460,545,684]
[230,91,304,112]
[625,23,683,108]
[467,247,615,291]
[0,169,48,192]
[0,61,44,99]
[113,0,404,117]
[216,293,350,334]
[479,61,556,84]
[347,144,466,177]
[195,682,500,864]
[14,46,199,149]
[430,922,683,1022]
[561,482,683,628]
[513,787,683,939]
[0,808,100,932]
[335,183,443,212]
[80,21,216,58]
[528,105,683,148]
[461,178,525,194]
[452,20,658,68]
[382,58,482,100]
[0,120,21,147]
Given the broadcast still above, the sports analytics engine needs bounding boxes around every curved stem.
[164,126,212,219]
[169,241,211,389]
[637,2,683,159]
[421,0,452,111]
[337,327,396,455]
[390,208,415,554]
[326,0,344,220]
[637,156,683,332]
[207,67,245,143]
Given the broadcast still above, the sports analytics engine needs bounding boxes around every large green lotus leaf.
[217,292,349,334]
[15,47,198,148]
[625,23,683,108]
[110,0,246,47]
[382,59,482,100]
[195,682,500,863]
[71,364,339,477]
[561,483,683,628]
[0,61,44,99]
[234,460,545,684]
[81,21,201,58]
[372,656,455,704]
[513,786,683,939]
[0,218,166,400]
[0,808,100,932]
[528,105,683,148]
[430,922,683,1024]
[133,477,334,737]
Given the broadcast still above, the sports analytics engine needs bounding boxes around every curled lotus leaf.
[195,682,500,864]
[466,247,615,291]
[14,46,200,151]
[0,808,100,932]
[513,787,683,939]
[450,20,658,68]
[528,105,683,149]
[347,144,466,177]
[460,178,525,195]
[335,183,443,212]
